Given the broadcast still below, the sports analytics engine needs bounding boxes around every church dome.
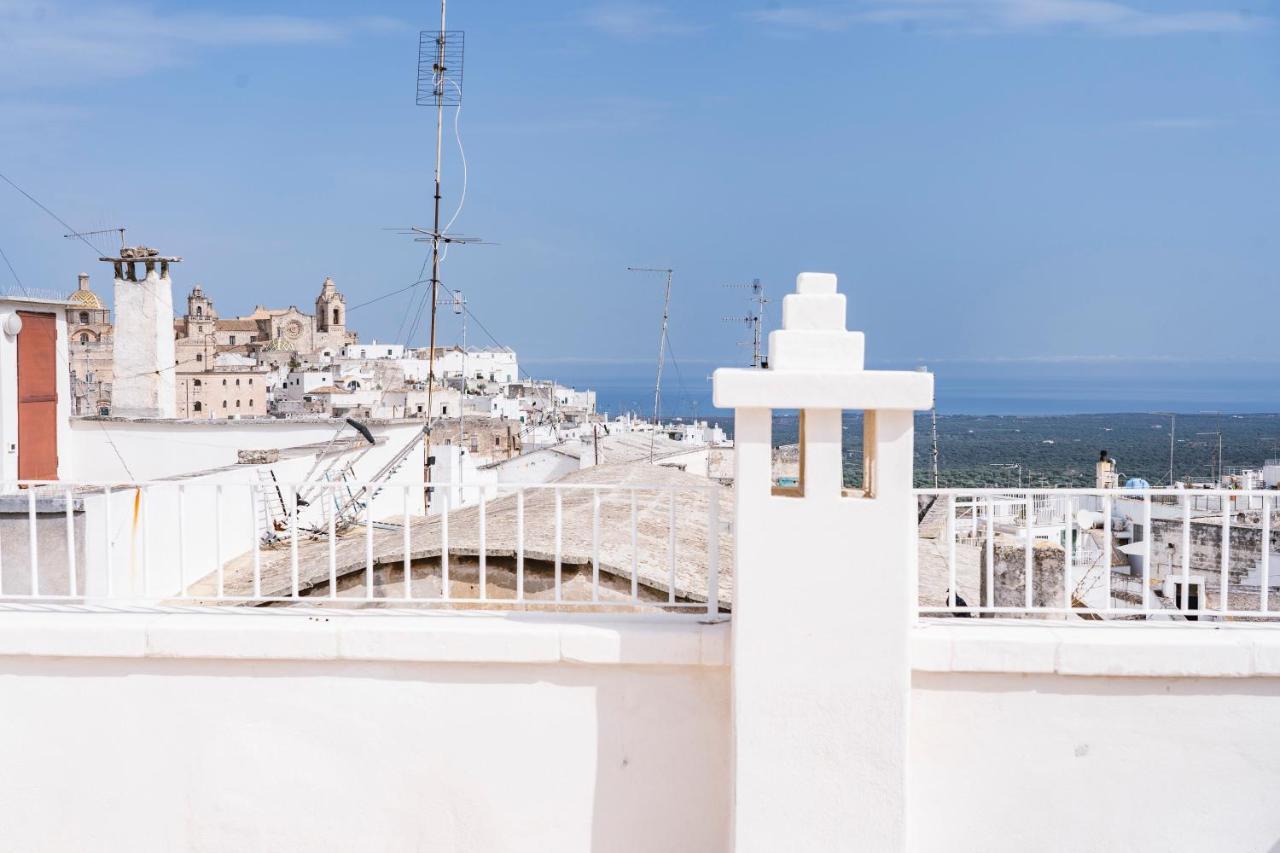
[68,273,105,309]
[68,288,105,309]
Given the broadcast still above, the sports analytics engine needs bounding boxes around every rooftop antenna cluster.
[722,278,768,369]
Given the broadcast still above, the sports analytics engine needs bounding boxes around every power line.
[0,242,28,295]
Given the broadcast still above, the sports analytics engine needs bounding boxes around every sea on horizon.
[525,360,1280,419]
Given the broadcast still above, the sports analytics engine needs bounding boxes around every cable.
[662,334,696,418]
[347,277,429,313]
[0,241,28,296]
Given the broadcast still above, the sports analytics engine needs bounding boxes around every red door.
[17,311,58,482]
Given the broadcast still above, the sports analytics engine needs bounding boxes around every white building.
[342,340,405,360]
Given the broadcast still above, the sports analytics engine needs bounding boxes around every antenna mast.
[722,278,768,368]
[415,4,465,437]
[628,266,673,463]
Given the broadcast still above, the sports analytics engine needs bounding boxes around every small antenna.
[63,227,126,255]
[722,278,768,368]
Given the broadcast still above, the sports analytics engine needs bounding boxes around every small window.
[196,353,203,362]
[193,401,202,412]
[193,379,202,387]
[333,308,340,325]
[222,400,227,407]
[235,378,240,386]
[249,400,254,407]
[248,378,253,386]
[196,306,203,318]
[78,311,89,324]
[222,379,227,386]
[229,335,236,345]
[79,333,88,344]
[236,400,241,408]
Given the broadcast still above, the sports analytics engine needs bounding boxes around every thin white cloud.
[0,1,402,89]
[581,3,704,39]
[747,1,1268,36]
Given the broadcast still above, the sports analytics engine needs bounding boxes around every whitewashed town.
[5,2,1280,852]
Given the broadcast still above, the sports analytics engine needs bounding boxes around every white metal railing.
[0,480,724,616]
[917,488,1280,622]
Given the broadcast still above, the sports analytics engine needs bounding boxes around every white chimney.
[106,247,180,419]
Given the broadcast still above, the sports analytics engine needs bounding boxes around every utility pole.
[627,266,673,463]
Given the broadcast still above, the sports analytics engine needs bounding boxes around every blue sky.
[2,0,1278,388]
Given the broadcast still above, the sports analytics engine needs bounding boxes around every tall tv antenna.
[722,278,768,368]
[413,3,466,436]
[627,266,673,463]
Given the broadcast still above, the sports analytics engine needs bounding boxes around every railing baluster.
[65,488,76,598]
[1141,493,1152,615]
[289,485,299,598]
[102,486,112,600]
[141,487,150,598]
[516,489,525,602]
[327,484,337,599]
[630,489,639,602]
[365,501,374,600]
[403,485,412,599]
[479,490,487,601]
[1063,495,1073,612]
[1024,493,1034,610]
[27,487,37,597]
[214,484,223,599]
[1102,493,1112,612]
[984,494,994,611]
[707,484,720,617]
[1221,503,1231,616]
[946,494,956,609]
[591,488,600,603]
[668,489,677,605]
[251,485,261,600]
[1181,496,1192,613]
[441,492,450,600]
[176,484,187,597]
[1262,495,1271,613]
[554,489,562,603]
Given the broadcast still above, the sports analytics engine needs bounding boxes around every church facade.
[66,273,359,417]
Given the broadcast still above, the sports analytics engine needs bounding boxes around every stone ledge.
[0,610,730,667]
[913,620,1280,678]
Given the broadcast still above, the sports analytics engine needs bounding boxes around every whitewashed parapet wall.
[714,272,933,853]
[108,250,178,419]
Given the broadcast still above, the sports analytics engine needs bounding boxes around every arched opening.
[193,402,202,412]
[332,308,341,325]
[79,333,89,344]
[196,305,203,317]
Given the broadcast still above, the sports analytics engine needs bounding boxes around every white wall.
[0,297,74,486]
[0,612,731,853]
[910,622,1280,852]
[68,419,423,483]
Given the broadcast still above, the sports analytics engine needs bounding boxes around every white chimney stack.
[105,247,181,419]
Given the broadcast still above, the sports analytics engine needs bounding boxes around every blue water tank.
[1124,478,1150,490]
